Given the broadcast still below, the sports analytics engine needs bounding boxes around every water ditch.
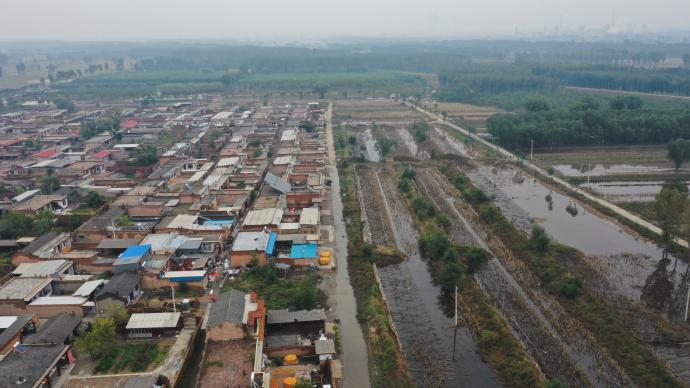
[355,164,498,387]
[415,168,629,387]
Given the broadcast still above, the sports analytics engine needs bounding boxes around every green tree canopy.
[74,317,117,359]
[40,175,61,194]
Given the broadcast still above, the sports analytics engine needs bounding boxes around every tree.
[15,62,26,75]
[312,84,328,99]
[33,208,54,236]
[87,191,105,208]
[0,212,31,238]
[299,121,316,133]
[52,97,76,112]
[654,187,686,261]
[530,225,550,253]
[74,317,116,359]
[104,303,130,328]
[0,66,3,78]
[610,96,643,110]
[683,54,690,68]
[40,175,61,194]
[525,99,550,112]
[667,139,690,172]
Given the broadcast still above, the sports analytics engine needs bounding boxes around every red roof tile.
[35,149,57,158]
[121,119,138,129]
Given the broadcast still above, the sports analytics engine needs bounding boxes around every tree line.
[487,97,690,149]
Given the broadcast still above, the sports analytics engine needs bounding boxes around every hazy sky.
[1,0,689,41]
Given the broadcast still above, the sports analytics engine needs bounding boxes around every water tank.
[284,354,298,365]
[319,256,330,266]
[283,377,297,388]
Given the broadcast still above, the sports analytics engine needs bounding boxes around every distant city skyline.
[1,0,689,41]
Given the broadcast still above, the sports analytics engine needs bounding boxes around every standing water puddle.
[553,164,675,177]
[471,166,689,300]
[372,170,498,387]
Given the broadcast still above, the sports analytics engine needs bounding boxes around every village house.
[207,289,265,342]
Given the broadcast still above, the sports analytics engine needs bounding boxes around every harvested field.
[421,101,501,128]
[355,164,395,246]
[334,99,424,123]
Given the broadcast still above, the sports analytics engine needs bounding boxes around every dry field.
[334,98,423,122]
[422,101,502,128]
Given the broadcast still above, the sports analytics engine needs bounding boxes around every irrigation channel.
[415,166,631,387]
[355,164,498,387]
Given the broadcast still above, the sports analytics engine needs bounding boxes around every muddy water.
[373,170,499,387]
[582,181,690,203]
[471,165,689,300]
[329,165,371,388]
[553,164,675,177]
[360,128,381,162]
[396,128,418,156]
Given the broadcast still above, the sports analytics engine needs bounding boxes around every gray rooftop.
[208,288,247,327]
[96,272,140,300]
[0,315,33,348]
[0,277,52,301]
[0,344,67,387]
[266,308,326,325]
[264,334,303,348]
[25,312,82,345]
[96,238,142,250]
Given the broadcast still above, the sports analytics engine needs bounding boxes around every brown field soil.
[198,340,255,388]
[533,145,672,167]
[334,99,423,122]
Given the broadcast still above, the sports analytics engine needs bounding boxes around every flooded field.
[553,163,677,177]
[416,167,629,387]
[355,164,498,387]
[469,164,689,301]
[581,181,690,202]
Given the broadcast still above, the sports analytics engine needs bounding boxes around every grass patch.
[94,342,166,374]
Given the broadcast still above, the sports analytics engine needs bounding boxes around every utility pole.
[530,139,534,161]
[452,285,458,361]
[683,283,690,322]
[171,286,176,313]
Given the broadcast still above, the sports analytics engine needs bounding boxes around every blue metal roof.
[289,243,318,259]
[120,244,151,258]
[266,232,277,255]
[203,219,235,226]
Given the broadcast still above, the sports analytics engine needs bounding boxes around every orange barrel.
[284,354,298,365]
[319,256,330,265]
[283,377,297,388]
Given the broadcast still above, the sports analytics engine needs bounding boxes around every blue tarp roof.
[290,243,318,259]
[203,219,235,225]
[120,244,151,258]
[266,232,277,255]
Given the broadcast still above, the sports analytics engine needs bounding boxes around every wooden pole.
[452,285,458,361]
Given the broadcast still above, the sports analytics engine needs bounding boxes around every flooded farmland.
[553,163,676,177]
[469,164,689,301]
[355,164,498,387]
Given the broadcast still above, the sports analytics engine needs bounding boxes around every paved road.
[408,101,689,249]
[325,103,372,388]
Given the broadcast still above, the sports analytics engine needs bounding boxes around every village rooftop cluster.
[0,95,340,388]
